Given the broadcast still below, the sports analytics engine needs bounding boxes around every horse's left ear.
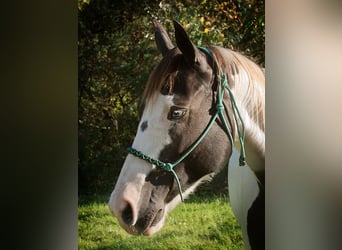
[153,19,174,57]
[173,20,202,65]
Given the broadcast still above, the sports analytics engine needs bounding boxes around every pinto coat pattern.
[109,20,265,250]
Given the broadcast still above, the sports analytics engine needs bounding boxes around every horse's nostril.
[122,204,134,226]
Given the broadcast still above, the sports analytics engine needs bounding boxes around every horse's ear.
[173,20,201,65]
[153,19,174,56]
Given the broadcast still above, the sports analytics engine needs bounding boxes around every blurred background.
[1,0,341,249]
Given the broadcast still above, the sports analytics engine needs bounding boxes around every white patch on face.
[109,94,174,226]
[132,94,174,158]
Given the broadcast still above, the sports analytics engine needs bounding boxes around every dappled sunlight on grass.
[79,194,243,249]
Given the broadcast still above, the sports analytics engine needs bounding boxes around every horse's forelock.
[138,50,182,116]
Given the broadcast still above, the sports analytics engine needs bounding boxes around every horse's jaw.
[142,173,215,236]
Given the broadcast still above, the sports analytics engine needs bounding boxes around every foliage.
[78,0,264,195]
[78,194,243,249]
[156,0,264,64]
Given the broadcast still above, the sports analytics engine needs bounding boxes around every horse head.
[108,20,233,236]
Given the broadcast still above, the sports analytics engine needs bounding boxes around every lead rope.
[127,46,246,202]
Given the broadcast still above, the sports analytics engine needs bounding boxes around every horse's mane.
[139,46,265,135]
[210,46,265,133]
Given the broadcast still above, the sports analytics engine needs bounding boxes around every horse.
[108,20,265,250]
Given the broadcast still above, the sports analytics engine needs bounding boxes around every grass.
[78,193,243,250]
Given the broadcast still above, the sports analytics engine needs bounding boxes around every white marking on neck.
[228,147,259,250]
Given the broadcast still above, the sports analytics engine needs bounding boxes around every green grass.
[79,194,243,250]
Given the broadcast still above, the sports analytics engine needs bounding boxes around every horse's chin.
[142,218,165,236]
[120,211,167,236]
[141,196,184,236]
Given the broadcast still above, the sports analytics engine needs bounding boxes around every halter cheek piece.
[127,47,246,202]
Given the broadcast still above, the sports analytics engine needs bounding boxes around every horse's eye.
[168,107,187,120]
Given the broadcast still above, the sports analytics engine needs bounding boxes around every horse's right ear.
[152,20,174,56]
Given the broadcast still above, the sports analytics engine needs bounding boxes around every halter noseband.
[127,47,246,202]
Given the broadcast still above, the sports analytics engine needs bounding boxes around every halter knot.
[216,103,224,111]
[162,163,173,171]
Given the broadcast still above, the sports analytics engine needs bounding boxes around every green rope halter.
[127,46,246,202]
